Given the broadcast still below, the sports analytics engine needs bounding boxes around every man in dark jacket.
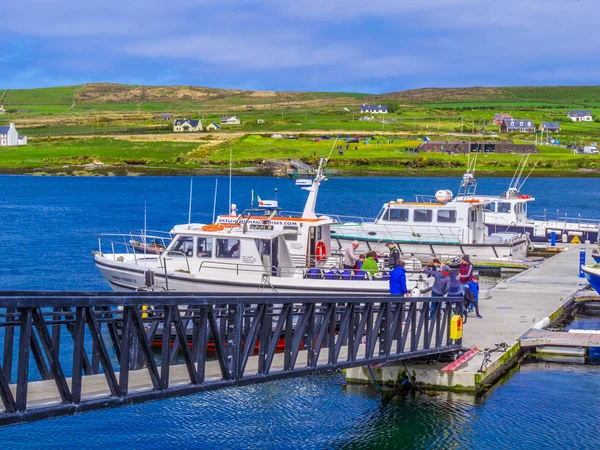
[389,260,408,296]
[422,264,450,297]
[386,242,401,269]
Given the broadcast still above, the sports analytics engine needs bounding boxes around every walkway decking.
[347,245,594,390]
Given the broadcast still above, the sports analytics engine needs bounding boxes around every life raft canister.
[315,241,327,262]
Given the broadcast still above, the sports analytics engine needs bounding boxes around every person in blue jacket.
[465,275,482,318]
[389,260,409,296]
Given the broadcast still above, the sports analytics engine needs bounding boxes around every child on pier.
[464,275,482,319]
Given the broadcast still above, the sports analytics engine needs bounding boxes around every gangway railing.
[0,292,464,425]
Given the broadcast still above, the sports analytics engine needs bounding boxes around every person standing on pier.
[343,240,360,269]
[466,275,482,318]
[422,264,450,298]
[390,260,409,296]
[459,255,474,292]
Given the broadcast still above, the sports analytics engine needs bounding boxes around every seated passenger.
[354,254,366,273]
[361,251,379,277]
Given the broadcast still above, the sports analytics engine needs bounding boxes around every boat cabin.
[478,193,534,227]
[372,198,488,244]
[167,225,296,276]
[215,210,333,267]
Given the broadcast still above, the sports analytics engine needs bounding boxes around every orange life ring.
[315,241,327,262]
[518,195,531,199]
[464,199,480,203]
[201,224,225,232]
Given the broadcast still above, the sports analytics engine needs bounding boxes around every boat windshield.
[376,207,387,221]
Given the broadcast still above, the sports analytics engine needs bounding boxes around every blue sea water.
[0,175,599,449]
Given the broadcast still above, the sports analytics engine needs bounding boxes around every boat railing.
[414,195,439,204]
[97,232,172,264]
[161,251,191,274]
[319,213,378,225]
[531,212,600,230]
[330,221,465,246]
[197,260,273,276]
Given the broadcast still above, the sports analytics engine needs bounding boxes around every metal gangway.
[0,292,464,425]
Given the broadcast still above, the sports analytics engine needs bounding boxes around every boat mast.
[301,138,336,218]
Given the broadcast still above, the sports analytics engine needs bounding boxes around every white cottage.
[0,123,26,146]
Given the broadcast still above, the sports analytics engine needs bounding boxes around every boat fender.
[527,244,535,252]
[533,317,550,330]
[315,241,327,262]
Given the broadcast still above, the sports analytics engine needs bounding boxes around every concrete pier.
[346,245,594,392]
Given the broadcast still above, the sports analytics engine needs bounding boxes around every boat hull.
[583,266,600,295]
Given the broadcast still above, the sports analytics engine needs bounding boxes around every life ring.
[201,224,225,232]
[518,195,532,199]
[464,199,480,203]
[315,241,327,262]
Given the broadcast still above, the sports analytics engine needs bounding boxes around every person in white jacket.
[343,241,360,269]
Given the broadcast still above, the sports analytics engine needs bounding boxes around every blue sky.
[1,0,598,93]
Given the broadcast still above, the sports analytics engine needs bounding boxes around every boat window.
[169,236,194,257]
[483,202,496,212]
[470,210,476,223]
[437,209,457,223]
[376,207,387,221]
[216,238,241,258]
[413,209,433,222]
[497,202,511,213]
[196,237,213,258]
[388,208,409,222]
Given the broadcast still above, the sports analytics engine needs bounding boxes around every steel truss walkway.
[0,292,464,425]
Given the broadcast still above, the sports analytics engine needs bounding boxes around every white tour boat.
[477,156,599,245]
[329,170,529,261]
[94,225,430,294]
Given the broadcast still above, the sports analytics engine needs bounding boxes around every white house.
[206,122,221,131]
[0,123,26,146]
[220,116,241,125]
[173,119,203,132]
[567,110,593,122]
[360,104,388,114]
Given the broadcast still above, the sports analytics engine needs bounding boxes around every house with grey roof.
[173,119,203,132]
[500,118,535,133]
[206,122,221,131]
[220,116,241,125]
[567,110,593,122]
[360,104,388,114]
[0,123,26,146]
[158,113,174,121]
[539,122,561,132]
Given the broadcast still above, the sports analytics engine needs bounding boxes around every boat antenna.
[512,153,530,193]
[212,178,219,223]
[325,136,338,163]
[519,157,541,191]
[187,178,193,227]
[143,200,147,255]
[228,147,232,215]
[508,154,525,193]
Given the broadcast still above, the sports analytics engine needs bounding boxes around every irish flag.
[252,190,278,208]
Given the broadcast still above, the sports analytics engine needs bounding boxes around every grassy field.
[1,83,600,176]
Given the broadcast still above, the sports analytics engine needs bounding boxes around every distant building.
[567,110,593,122]
[493,113,512,125]
[360,104,388,114]
[539,122,561,132]
[0,123,27,146]
[418,140,538,154]
[500,118,535,133]
[206,122,221,131]
[173,119,203,132]
[158,113,174,121]
[220,116,241,125]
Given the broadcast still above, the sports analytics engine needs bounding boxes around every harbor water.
[0,175,599,448]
